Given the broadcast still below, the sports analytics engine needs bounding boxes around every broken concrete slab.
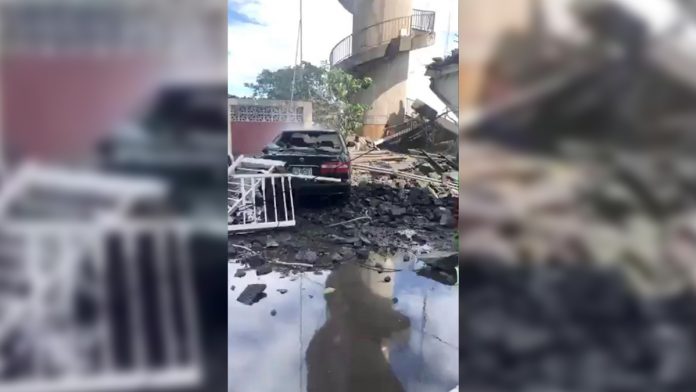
[256,264,273,276]
[237,284,267,305]
[419,251,458,270]
[243,255,266,268]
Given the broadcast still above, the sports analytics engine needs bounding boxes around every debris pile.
[351,149,458,198]
[460,259,696,392]
[457,143,696,295]
[229,175,457,273]
[228,147,458,284]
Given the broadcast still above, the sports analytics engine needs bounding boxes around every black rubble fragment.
[356,249,370,260]
[277,289,288,294]
[295,250,319,263]
[420,251,459,270]
[236,284,267,305]
[234,270,246,278]
[255,264,273,276]
[270,309,277,316]
[390,206,407,217]
[243,255,266,268]
[417,266,457,286]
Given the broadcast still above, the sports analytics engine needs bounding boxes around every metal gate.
[0,220,202,392]
[228,173,296,232]
[0,163,203,392]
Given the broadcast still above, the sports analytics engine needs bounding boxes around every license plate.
[292,167,313,176]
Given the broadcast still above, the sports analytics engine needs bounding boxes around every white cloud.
[228,0,352,96]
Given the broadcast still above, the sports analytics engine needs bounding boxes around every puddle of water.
[227,252,459,392]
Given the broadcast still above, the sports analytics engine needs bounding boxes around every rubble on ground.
[228,146,457,278]
[460,259,696,391]
[351,148,458,197]
[229,179,456,276]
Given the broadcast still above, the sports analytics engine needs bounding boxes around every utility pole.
[445,8,452,58]
[299,0,303,63]
[290,0,303,104]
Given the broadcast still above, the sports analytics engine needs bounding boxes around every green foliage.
[244,61,372,136]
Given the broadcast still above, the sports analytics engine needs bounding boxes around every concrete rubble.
[228,143,458,286]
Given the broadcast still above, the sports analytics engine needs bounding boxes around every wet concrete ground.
[227,252,459,392]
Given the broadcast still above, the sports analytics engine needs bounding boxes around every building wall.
[230,121,303,156]
[2,56,158,162]
[228,98,312,156]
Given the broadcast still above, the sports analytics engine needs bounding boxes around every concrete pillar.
[352,0,412,39]
[350,0,413,139]
[355,55,410,139]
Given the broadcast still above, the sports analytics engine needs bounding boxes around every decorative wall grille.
[230,104,304,123]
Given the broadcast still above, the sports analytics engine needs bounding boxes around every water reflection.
[227,253,458,392]
[307,261,409,392]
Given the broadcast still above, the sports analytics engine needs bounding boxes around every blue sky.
[228,8,261,26]
[228,0,458,112]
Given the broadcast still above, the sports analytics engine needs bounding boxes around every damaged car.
[261,129,352,200]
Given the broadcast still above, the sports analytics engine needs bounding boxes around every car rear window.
[276,131,343,150]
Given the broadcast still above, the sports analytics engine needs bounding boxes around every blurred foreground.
[459,0,696,390]
[0,1,227,392]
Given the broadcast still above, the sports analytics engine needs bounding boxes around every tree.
[244,61,372,136]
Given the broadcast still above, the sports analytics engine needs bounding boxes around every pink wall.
[2,55,158,162]
[230,121,302,156]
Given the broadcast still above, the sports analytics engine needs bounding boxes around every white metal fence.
[0,219,202,392]
[228,173,295,232]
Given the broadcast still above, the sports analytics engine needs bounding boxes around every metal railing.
[0,220,202,392]
[0,162,203,392]
[228,173,296,232]
[330,9,435,66]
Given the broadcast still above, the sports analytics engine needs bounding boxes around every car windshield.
[273,131,342,152]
